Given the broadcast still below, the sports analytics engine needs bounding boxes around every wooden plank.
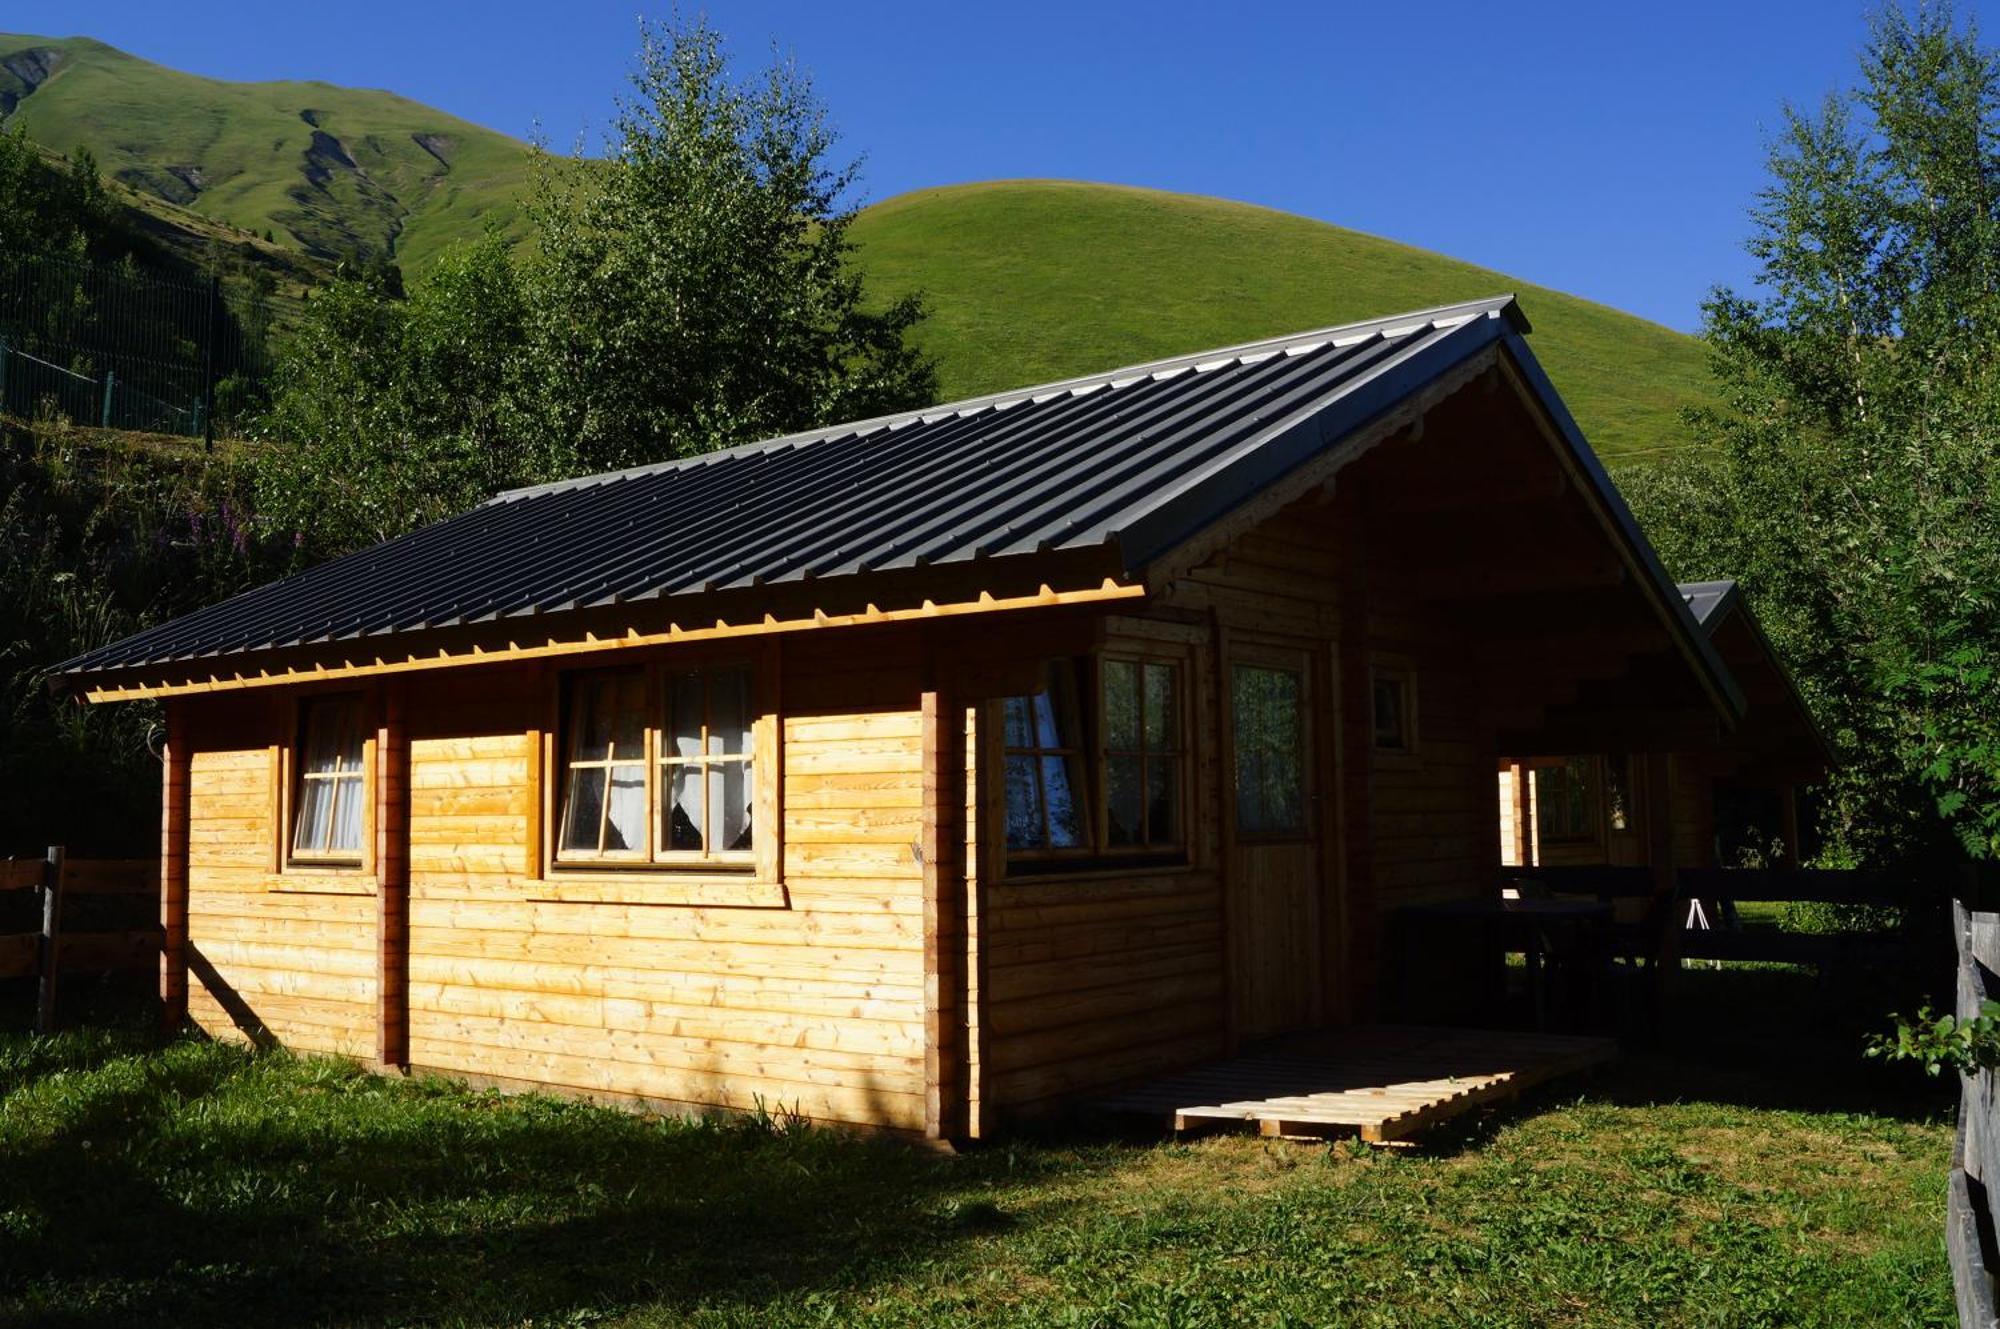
[60,858,161,895]
[58,928,164,972]
[377,684,409,1068]
[1098,1025,1615,1144]
[922,678,969,1143]
[162,705,191,1028]
[81,581,1149,703]
[0,933,34,979]
[0,859,45,892]
[36,845,62,1033]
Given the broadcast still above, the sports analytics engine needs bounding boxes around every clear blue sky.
[7,1,1949,331]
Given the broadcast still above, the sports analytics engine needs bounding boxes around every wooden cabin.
[1497,577,1829,876]
[56,296,1819,1143]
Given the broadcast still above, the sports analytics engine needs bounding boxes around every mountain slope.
[0,34,530,270]
[849,181,1711,458]
[0,35,1711,455]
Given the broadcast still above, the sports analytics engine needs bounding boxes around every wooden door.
[1226,639,1325,1040]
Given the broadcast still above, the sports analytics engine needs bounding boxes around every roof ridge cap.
[488,295,1524,505]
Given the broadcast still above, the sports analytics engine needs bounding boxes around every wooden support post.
[376,683,410,1070]
[1777,784,1801,869]
[160,705,191,1029]
[35,844,64,1034]
[921,676,969,1144]
[1643,753,1681,1031]
[1511,762,1533,868]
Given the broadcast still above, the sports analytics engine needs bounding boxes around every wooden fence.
[1,847,160,1032]
[1952,897,2000,1328]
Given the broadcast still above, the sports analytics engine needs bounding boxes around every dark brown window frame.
[999,651,1191,872]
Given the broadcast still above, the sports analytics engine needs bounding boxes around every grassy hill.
[0,33,530,270]
[849,181,1711,457]
[0,36,1711,454]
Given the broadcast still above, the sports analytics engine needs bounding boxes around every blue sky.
[10,2,1945,331]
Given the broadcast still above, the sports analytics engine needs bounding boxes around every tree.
[254,233,546,555]
[1621,0,2000,865]
[523,14,936,472]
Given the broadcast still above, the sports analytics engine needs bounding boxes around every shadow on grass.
[0,1026,1093,1328]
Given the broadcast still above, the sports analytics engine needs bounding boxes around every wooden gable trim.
[1140,346,1502,593]
[75,578,1148,703]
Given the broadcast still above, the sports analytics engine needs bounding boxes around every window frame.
[1368,660,1418,757]
[997,649,1193,874]
[1533,754,1605,846]
[274,688,377,884]
[542,651,776,882]
[1228,649,1313,844]
[1096,653,1189,855]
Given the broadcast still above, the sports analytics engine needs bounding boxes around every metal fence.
[0,250,286,442]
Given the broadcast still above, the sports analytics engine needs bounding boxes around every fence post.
[36,844,64,1035]
[99,370,115,429]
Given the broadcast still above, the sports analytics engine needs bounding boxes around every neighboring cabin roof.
[56,294,1737,724]
[1680,579,1738,630]
[1678,578,1832,772]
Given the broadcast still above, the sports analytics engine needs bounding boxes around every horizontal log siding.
[185,741,378,1056]
[976,508,1336,1116]
[1364,571,1492,911]
[402,653,929,1132]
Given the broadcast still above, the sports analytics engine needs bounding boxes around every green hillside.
[0,35,1711,455]
[849,181,1711,458]
[0,33,530,270]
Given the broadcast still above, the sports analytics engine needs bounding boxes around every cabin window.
[1371,670,1414,752]
[1002,654,1188,863]
[1232,664,1305,837]
[1102,658,1183,850]
[1003,662,1094,854]
[661,666,755,860]
[1534,756,1601,844]
[555,663,757,868]
[292,694,367,861]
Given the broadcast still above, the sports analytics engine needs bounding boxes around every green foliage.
[0,126,119,259]
[1620,0,2000,867]
[0,422,283,853]
[253,16,936,553]
[1867,1000,2000,1075]
[523,15,935,472]
[252,233,552,555]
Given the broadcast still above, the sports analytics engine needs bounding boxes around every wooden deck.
[1098,1025,1618,1143]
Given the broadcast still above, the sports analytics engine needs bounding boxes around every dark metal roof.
[1680,579,1739,631]
[59,295,1534,680]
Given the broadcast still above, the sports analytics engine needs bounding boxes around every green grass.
[0,34,532,271]
[0,970,1955,1328]
[849,181,1716,458]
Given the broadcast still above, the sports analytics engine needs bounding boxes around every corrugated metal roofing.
[59,295,1528,679]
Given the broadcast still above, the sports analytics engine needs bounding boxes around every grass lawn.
[0,968,1956,1328]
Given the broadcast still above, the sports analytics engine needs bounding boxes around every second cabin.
[56,295,1827,1143]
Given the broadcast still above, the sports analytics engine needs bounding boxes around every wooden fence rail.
[0,847,160,1032]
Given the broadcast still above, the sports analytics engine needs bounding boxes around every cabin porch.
[1096,1023,1617,1143]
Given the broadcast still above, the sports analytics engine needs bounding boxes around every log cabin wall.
[177,631,941,1133]
[182,695,380,1056]
[971,612,1226,1122]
